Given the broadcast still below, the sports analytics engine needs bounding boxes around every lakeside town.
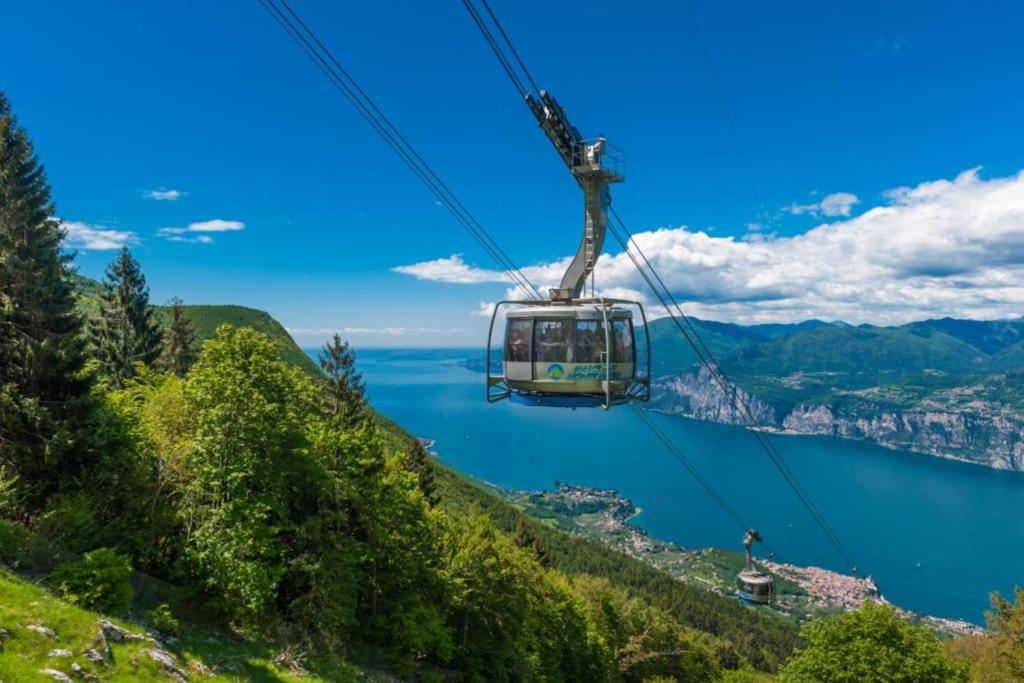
[491,480,981,636]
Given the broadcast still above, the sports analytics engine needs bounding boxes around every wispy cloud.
[144,188,186,201]
[785,191,860,218]
[158,218,245,244]
[394,168,1024,325]
[61,220,137,250]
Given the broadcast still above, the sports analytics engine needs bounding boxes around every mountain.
[73,275,318,376]
[650,316,1024,471]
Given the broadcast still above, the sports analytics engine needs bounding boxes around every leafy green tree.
[181,325,313,628]
[779,601,968,682]
[0,90,90,499]
[90,246,162,388]
[317,333,366,427]
[159,296,196,377]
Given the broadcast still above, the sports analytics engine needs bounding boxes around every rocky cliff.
[652,370,1024,472]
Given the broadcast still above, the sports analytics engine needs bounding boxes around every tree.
[180,325,313,628]
[90,246,163,387]
[947,587,1024,681]
[0,90,90,497]
[779,601,968,683]
[406,440,438,507]
[159,297,196,377]
[317,333,366,427]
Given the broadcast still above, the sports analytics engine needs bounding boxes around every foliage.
[0,463,18,517]
[181,325,314,627]
[159,296,198,376]
[946,587,1024,681]
[89,246,163,388]
[0,89,90,503]
[50,547,134,615]
[778,601,968,682]
[145,602,182,637]
[318,333,367,427]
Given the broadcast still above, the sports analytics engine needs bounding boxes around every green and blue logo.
[546,363,565,379]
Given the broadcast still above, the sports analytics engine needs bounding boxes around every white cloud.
[392,254,507,284]
[158,218,244,242]
[144,188,186,201]
[786,191,860,218]
[394,168,1024,325]
[61,220,137,250]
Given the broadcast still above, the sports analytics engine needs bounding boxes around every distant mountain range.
[649,315,1024,471]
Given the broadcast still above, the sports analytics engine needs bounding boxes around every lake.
[332,347,1024,624]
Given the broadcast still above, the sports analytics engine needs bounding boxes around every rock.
[142,647,189,681]
[84,648,108,664]
[70,662,99,680]
[38,670,73,682]
[48,648,73,658]
[98,619,146,643]
[189,659,214,677]
[0,627,10,642]
[28,624,59,639]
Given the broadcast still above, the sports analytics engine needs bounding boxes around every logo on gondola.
[546,364,565,379]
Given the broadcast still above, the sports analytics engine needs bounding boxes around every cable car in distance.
[737,529,774,605]
[485,90,650,409]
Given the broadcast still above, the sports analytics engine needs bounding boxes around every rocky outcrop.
[653,371,1024,472]
[652,367,776,426]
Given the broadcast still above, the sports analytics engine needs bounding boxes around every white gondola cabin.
[486,298,650,408]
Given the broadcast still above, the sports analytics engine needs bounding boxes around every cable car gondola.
[484,91,650,408]
[737,529,774,605]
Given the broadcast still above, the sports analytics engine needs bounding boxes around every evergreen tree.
[159,297,196,377]
[512,516,549,567]
[90,246,162,387]
[317,333,366,427]
[0,90,89,495]
[406,440,438,507]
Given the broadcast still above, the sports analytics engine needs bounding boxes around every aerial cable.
[460,0,531,99]
[461,0,859,574]
[258,0,543,300]
[477,0,542,96]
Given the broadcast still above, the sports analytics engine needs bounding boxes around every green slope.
[169,304,319,377]
[73,275,318,377]
[0,567,357,682]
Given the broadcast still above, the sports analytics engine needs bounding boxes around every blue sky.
[3,1,1024,346]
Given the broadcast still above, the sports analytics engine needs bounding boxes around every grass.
[0,568,359,682]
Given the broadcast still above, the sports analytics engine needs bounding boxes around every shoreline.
[484,477,983,636]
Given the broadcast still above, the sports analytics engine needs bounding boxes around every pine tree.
[512,516,550,567]
[90,246,162,388]
[317,333,366,427]
[0,90,90,494]
[406,440,438,507]
[159,297,196,377]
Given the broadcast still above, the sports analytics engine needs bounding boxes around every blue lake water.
[334,347,1024,624]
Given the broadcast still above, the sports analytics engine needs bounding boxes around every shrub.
[145,603,181,637]
[50,547,134,615]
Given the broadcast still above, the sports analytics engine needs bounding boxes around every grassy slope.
[0,568,357,682]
